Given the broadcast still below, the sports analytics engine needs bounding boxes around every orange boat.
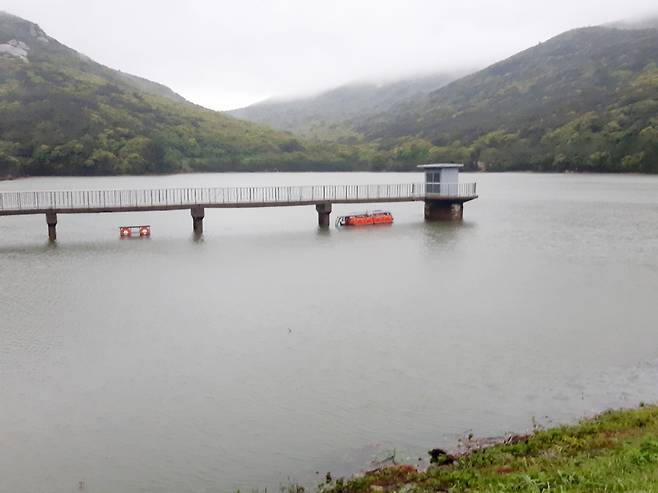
[336,210,393,227]
[119,225,151,238]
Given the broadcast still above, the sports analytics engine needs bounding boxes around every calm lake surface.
[1,172,658,493]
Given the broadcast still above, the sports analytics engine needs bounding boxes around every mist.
[3,0,658,110]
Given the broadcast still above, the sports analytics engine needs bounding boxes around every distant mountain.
[229,72,460,140]
[233,20,658,173]
[0,12,356,177]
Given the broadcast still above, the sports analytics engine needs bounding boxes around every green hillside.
[354,26,658,172]
[2,10,657,177]
[0,12,357,177]
[235,23,658,173]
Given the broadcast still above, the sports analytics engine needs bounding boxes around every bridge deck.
[0,182,477,216]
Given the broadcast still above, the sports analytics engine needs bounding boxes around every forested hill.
[352,25,658,172]
[2,11,658,177]
[234,22,658,174]
[0,12,358,177]
[228,72,459,138]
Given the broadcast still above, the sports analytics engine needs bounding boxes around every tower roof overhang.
[417,163,464,169]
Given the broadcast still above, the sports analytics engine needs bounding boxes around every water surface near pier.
[1,172,658,493]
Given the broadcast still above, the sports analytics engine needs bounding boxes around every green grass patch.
[323,405,658,493]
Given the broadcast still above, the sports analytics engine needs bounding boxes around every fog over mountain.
[231,19,658,174]
[229,71,466,137]
[3,0,658,110]
[608,14,658,30]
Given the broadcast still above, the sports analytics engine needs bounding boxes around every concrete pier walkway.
[0,182,478,240]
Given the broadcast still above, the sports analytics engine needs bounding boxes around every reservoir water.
[1,172,657,493]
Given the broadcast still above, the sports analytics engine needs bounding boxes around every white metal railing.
[0,182,477,213]
[424,182,477,196]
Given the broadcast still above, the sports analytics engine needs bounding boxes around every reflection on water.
[1,172,658,493]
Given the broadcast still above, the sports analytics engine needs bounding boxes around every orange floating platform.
[336,210,393,227]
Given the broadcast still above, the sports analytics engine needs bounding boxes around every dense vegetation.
[237,25,658,174]
[356,27,658,173]
[321,404,658,493]
[0,12,364,177]
[2,11,657,177]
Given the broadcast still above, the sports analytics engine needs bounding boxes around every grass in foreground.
[323,404,658,493]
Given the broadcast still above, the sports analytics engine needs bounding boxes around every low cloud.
[4,0,658,109]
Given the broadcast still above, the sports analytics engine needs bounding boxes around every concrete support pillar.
[316,203,332,228]
[424,201,463,221]
[191,206,205,236]
[46,211,57,241]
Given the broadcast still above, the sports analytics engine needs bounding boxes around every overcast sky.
[4,0,658,110]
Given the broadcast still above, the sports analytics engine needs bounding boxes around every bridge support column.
[424,200,463,221]
[46,211,57,241]
[316,203,332,228]
[191,206,204,236]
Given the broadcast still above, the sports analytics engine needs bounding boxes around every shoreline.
[320,404,658,493]
[2,169,657,183]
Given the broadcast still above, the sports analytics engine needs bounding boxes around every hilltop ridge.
[0,11,186,103]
